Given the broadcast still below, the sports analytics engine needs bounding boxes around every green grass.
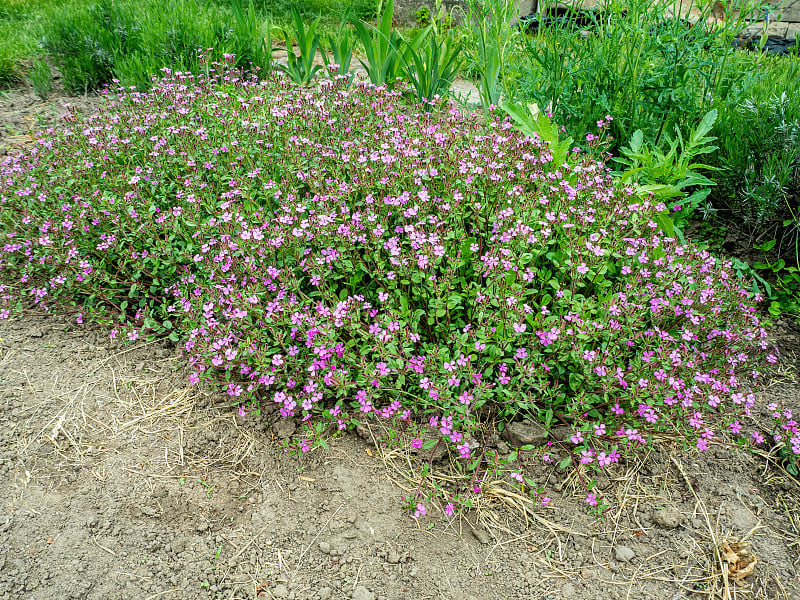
[0,0,86,85]
[0,0,371,90]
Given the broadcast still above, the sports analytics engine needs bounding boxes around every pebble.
[614,545,636,562]
[471,528,490,544]
[318,587,332,600]
[318,541,331,554]
[351,585,375,600]
[651,505,684,529]
[272,583,289,598]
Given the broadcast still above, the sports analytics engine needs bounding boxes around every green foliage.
[277,6,323,85]
[500,100,573,169]
[0,52,19,87]
[457,0,519,116]
[614,109,719,233]
[517,0,762,154]
[38,0,135,93]
[321,15,357,80]
[351,0,405,86]
[752,239,800,317]
[230,0,276,75]
[28,58,52,100]
[713,81,800,228]
[37,0,276,93]
[398,30,462,108]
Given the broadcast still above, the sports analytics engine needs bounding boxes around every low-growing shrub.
[0,60,796,511]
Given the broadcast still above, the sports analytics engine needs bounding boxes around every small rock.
[730,506,758,533]
[560,582,577,598]
[273,419,296,440]
[29,329,44,338]
[471,528,490,544]
[196,522,209,533]
[614,545,636,562]
[504,420,548,447]
[351,585,375,600]
[387,551,400,564]
[318,588,332,600]
[319,541,331,555]
[272,583,289,598]
[651,506,684,529]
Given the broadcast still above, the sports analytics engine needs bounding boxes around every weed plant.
[1,59,796,512]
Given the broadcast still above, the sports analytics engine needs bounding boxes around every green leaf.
[568,372,583,391]
[558,457,571,470]
[653,211,675,239]
[400,294,409,315]
[755,239,776,252]
[421,438,438,450]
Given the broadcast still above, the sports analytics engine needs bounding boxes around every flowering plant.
[0,58,796,513]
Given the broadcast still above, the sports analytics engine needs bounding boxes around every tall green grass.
[0,0,85,85]
[515,0,763,151]
[36,0,276,93]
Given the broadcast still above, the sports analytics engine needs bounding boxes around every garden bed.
[0,67,798,600]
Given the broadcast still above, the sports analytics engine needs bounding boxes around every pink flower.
[413,503,426,518]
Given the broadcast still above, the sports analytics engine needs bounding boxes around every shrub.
[0,62,796,510]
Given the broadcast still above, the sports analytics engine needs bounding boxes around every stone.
[318,588,332,600]
[651,505,684,529]
[387,551,400,564]
[351,585,375,600]
[504,420,548,447]
[272,583,289,598]
[614,545,636,562]
[471,528,491,544]
[318,541,331,554]
[730,505,759,533]
[273,418,296,440]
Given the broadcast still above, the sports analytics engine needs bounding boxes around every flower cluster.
[0,59,795,512]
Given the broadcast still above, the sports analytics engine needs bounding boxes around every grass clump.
[0,61,796,513]
[36,0,275,93]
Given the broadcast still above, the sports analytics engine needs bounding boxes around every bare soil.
[1,81,799,600]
